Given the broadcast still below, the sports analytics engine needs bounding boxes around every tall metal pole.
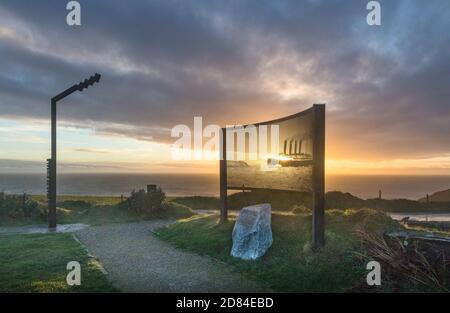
[48,100,57,228]
[312,104,325,250]
[47,73,101,229]
[220,128,228,223]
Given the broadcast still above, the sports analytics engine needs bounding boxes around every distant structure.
[147,185,157,193]
[378,189,382,200]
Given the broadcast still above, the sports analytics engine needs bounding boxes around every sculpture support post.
[48,99,57,229]
[47,73,101,229]
[312,104,325,250]
[220,128,228,223]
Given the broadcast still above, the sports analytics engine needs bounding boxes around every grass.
[0,195,194,293]
[0,233,117,292]
[31,195,122,206]
[170,191,312,211]
[156,209,400,292]
[169,196,219,210]
[0,197,194,227]
[4,190,448,228]
[171,191,450,213]
[356,229,450,292]
[54,201,194,226]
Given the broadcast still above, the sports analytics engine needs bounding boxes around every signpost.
[47,73,101,229]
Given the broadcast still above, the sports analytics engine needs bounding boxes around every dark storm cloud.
[0,0,449,160]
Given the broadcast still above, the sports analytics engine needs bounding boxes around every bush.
[0,192,39,218]
[122,186,166,214]
[356,229,449,291]
[344,208,400,234]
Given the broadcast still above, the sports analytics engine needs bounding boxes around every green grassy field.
[171,191,450,213]
[31,195,122,206]
[169,196,220,210]
[156,209,401,292]
[2,192,449,293]
[3,190,449,228]
[0,233,117,292]
[53,201,193,225]
[0,196,194,227]
[0,194,194,293]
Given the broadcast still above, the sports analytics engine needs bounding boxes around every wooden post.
[379,189,382,200]
[220,128,228,223]
[312,104,325,250]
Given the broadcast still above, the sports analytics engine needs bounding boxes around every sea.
[0,173,450,200]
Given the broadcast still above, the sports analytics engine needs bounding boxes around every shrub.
[345,208,400,234]
[356,229,449,291]
[0,192,39,218]
[122,186,166,214]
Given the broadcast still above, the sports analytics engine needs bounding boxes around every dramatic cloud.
[0,0,449,164]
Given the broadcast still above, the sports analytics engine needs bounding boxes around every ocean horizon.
[1,173,450,200]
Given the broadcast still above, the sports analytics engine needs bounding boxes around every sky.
[0,0,449,175]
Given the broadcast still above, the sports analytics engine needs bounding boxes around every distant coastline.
[1,173,450,200]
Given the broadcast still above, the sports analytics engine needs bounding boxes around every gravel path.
[75,221,268,293]
[0,223,88,235]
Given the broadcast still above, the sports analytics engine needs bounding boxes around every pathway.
[75,220,268,293]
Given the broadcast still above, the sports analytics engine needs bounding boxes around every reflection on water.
[388,212,450,222]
